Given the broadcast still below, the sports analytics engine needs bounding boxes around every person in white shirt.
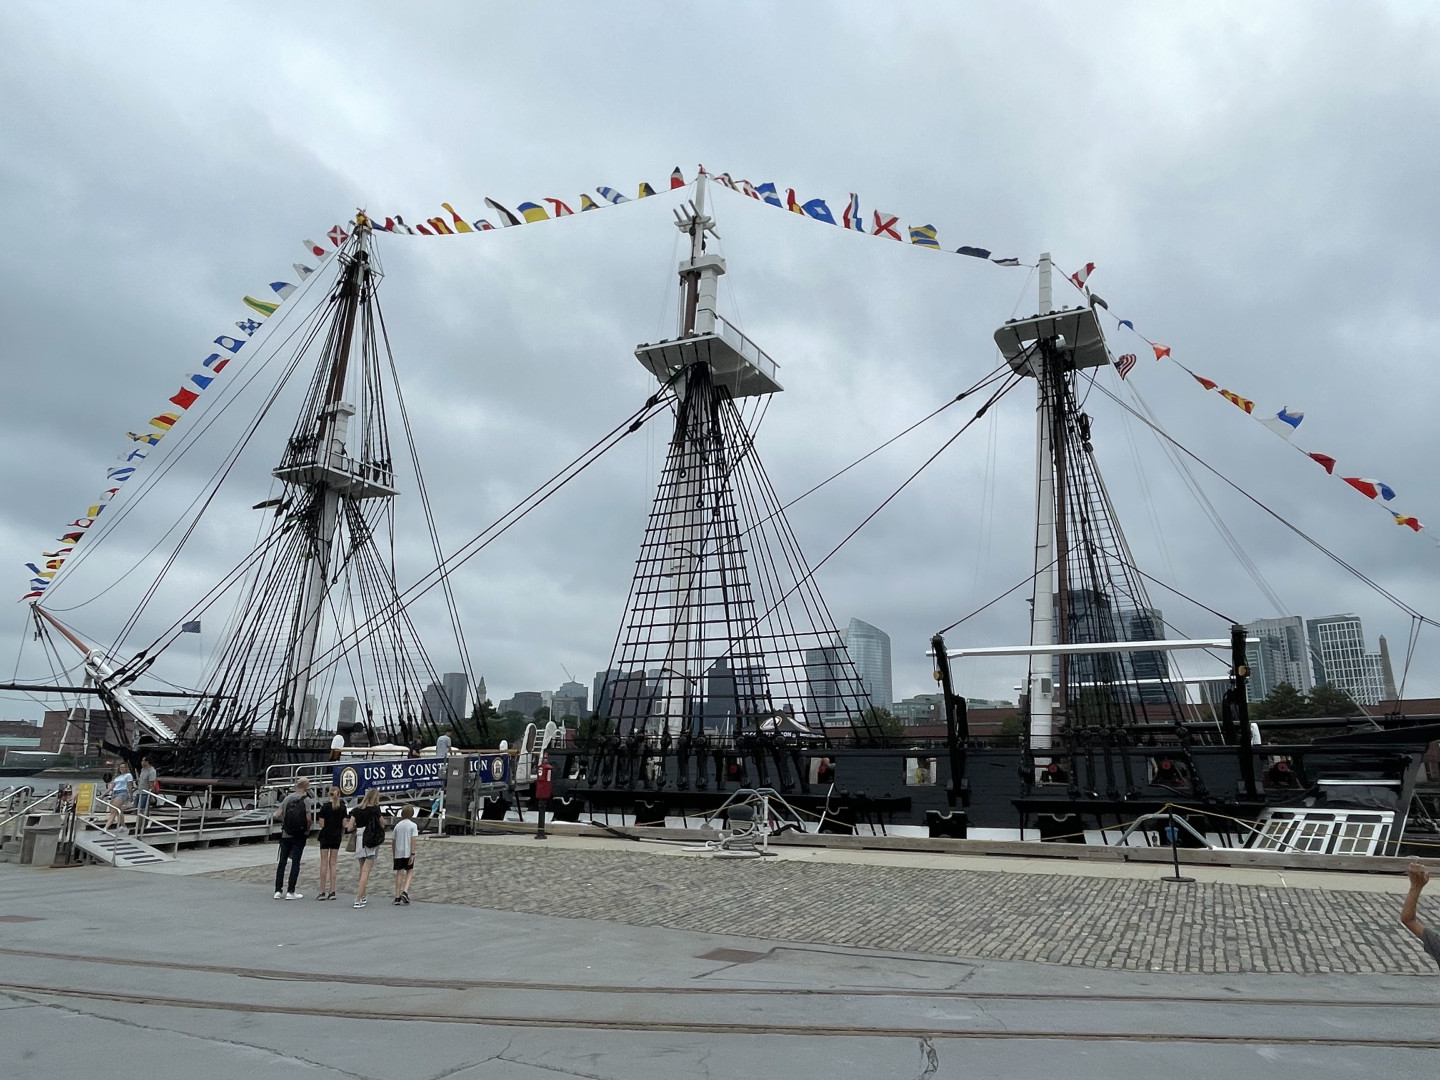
[392,805,419,905]
[104,764,134,834]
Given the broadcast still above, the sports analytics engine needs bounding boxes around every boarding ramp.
[73,827,173,867]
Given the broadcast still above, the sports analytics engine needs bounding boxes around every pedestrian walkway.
[201,832,1440,976]
[2,838,1436,1079]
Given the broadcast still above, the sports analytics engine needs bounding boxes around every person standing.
[392,805,418,905]
[345,788,384,909]
[104,764,133,834]
[314,785,347,901]
[271,777,311,900]
[434,730,452,761]
[134,756,158,834]
[1400,862,1440,969]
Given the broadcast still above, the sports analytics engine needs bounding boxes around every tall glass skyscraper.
[842,618,892,710]
[1244,616,1313,702]
[1306,614,1387,705]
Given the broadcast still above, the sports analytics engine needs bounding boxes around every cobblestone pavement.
[208,842,1439,976]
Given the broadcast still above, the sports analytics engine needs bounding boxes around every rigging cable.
[1121,378,1289,616]
[296,378,680,680]
[42,269,337,623]
[1092,382,1440,630]
[742,363,1013,538]
[713,371,1027,668]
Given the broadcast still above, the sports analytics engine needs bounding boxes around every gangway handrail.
[0,792,57,833]
[1114,810,1217,849]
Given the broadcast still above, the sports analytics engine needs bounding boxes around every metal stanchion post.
[1163,809,1196,883]
[534,799,548,840]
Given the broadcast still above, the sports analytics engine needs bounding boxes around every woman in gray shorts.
[344,788,384,908]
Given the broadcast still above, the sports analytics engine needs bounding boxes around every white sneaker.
[284,892,303,900]
[274,891,283,899]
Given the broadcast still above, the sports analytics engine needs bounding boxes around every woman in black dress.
[314,785,347,901]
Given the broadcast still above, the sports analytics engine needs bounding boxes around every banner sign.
[334,753,510,798]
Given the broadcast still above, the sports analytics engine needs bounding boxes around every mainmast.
[600,174,872,747]
[646,173,719,735]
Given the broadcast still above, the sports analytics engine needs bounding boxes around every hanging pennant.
[440,203,474,233]
[1218,389,1254,413]
[908,224,940,249]
[485,198,522,226]
[871,210,901,240]
[1258,407,1303,439]
[1342,477,1397,501]
[753,182,783,208]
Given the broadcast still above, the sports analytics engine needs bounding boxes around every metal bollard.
[1162,809,1196,884]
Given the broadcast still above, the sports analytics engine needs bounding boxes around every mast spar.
[598,173,874,753]
[995,255,1179,776]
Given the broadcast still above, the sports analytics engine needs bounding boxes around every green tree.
[494,710,528,745]
[856,705,906,745]
[1249,682,1310,720]
[995,714,1023,748]
[577,714,614,743]
[463,698,497,745]
[1307,682,1359,717]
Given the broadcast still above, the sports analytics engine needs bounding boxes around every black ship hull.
[541,721,1440,840]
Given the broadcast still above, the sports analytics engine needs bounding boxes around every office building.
[422,681,460,728]
[300,693,320,733]
[842,618,892,709]
[553,680,588,721]
[498,691,546,718]
[804,644,848,721]
[892,694,943,723]
[1244,616,1313,702]
[442,671,469,720]
[1306,613,1387,706]
[593,669,621,718]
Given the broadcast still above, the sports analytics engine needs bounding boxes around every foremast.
[270,219,398,745]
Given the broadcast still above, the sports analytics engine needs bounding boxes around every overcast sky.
[2,1,1439,725]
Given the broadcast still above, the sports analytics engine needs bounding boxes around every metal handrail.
[0,792,56,833]
[138,789,184,853]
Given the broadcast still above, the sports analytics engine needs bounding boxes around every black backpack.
[361,810,384,849]
[282,796,309,838]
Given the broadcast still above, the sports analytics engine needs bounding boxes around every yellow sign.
[74,782,94,815]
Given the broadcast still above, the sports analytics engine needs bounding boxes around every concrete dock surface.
[1,831,1437,1079]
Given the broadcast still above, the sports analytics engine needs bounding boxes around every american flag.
[1115,353,1137,380]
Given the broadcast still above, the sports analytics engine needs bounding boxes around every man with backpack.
[272,777,311,900]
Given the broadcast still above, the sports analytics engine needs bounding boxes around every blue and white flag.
[1259,406,1304,440]
[800,198,835,225]
[752,182,783,208]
